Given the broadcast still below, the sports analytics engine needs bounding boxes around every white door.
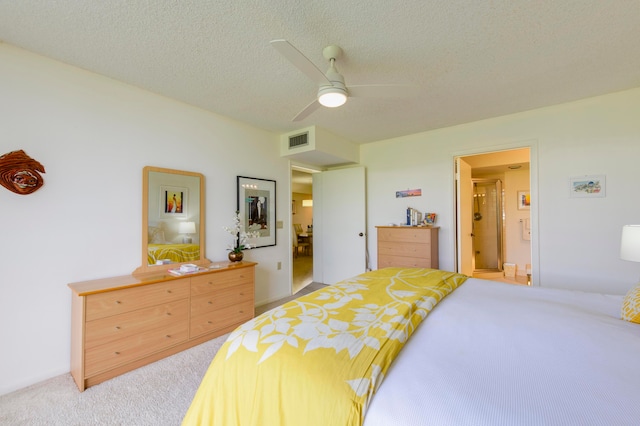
[456,158,474,275]
[313,167,367,284]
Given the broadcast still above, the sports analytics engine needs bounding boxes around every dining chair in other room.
[292,224,309,257]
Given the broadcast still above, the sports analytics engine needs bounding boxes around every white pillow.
[148,227,166,244]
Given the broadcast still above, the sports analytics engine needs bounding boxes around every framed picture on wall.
[517,190,530,210]
[569,175,606,198]
[237,176,276,248]
[160,185,187,218]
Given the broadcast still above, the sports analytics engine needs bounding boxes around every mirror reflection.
[135,166,207,275]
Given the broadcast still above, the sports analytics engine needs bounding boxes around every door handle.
[358,232,364,237]
[470,233,475,237]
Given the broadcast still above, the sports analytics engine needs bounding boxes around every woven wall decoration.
[0,150,46,195]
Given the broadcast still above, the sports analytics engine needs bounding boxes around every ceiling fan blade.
[348,84,419,98]
[292,99,321,122]
[270,39,330,86]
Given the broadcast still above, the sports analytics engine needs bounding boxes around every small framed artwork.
[160,185,187,218]
[395,188,422,198]
[237,176,276,248]
[569,175,606,198]
[517,191,530,210]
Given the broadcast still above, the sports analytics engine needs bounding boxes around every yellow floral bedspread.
[147,243,200,264]
[182,267,468,426]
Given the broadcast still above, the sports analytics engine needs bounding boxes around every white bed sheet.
[364,278,640,426]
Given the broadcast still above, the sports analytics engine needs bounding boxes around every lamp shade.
[620,225,640,262]
[179,221,196,234]
[318,86,347,107]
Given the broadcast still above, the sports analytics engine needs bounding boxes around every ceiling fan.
[270,39,418,121]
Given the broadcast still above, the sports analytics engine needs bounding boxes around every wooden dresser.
[68,261,256,391]
[376,226,439,269]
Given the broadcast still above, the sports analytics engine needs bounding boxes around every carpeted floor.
[0,333,227,426]
[0,281,327,426]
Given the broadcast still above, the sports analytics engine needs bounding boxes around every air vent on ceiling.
[288,132,309,149]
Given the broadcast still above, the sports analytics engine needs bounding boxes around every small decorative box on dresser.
[68,261,256,391]
[376,226,439,269]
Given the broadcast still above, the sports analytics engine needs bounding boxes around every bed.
[147,225,200,264]
[147,243,200,264]
[182,267,640,426]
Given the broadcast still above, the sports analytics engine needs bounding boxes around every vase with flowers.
[223,211,259,262]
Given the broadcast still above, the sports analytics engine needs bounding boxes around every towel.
[522,218,531,241]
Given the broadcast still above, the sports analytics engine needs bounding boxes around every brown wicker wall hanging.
[0,150,46,195]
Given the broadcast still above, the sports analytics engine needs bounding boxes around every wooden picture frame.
[237,176,276,248]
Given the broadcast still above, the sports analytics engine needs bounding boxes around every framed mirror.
[134,166,209,275]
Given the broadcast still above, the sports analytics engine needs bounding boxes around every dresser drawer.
[190,268,253,296]
[85,321,188,377]
[190,300,254,338]
[378,255,433,269]
[85,300,188,350]
[378,227,431,243]
[191,282,253,316]
[86,279,189,321]
[378,241,430,259]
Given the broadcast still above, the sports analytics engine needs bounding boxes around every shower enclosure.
[472,179,503,272]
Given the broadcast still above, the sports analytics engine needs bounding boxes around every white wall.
[0,44,293,395]
[362,88,640,295]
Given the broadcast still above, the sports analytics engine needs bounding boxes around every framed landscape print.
[237,176,276,248]
[569,175,606,198]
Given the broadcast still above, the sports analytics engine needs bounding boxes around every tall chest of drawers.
[376,226,439,269]
[68,262,256,391]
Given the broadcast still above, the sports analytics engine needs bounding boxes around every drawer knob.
[166,335,171,338]
[114,351,120,355]
[239,310,244,314]
[166,312,171,316]
[167,290,172,294]
[207,320,212,324]
[115,301,121,304]
[239,292,244,296]
[115,326,121,330]
[208,301,213,305]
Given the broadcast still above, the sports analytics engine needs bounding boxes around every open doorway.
[292,168,314,293]
[456,148,531,285]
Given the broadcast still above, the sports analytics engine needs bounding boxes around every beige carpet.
[0,334,227,426]
[0,282,327,426]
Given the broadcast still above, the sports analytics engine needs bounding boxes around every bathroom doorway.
[455,147,532,284]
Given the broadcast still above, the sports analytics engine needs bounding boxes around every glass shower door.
[472,179,503,272]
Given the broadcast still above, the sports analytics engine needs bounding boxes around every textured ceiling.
[1,1,639,144]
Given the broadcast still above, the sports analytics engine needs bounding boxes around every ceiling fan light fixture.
[317,86,347,107]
